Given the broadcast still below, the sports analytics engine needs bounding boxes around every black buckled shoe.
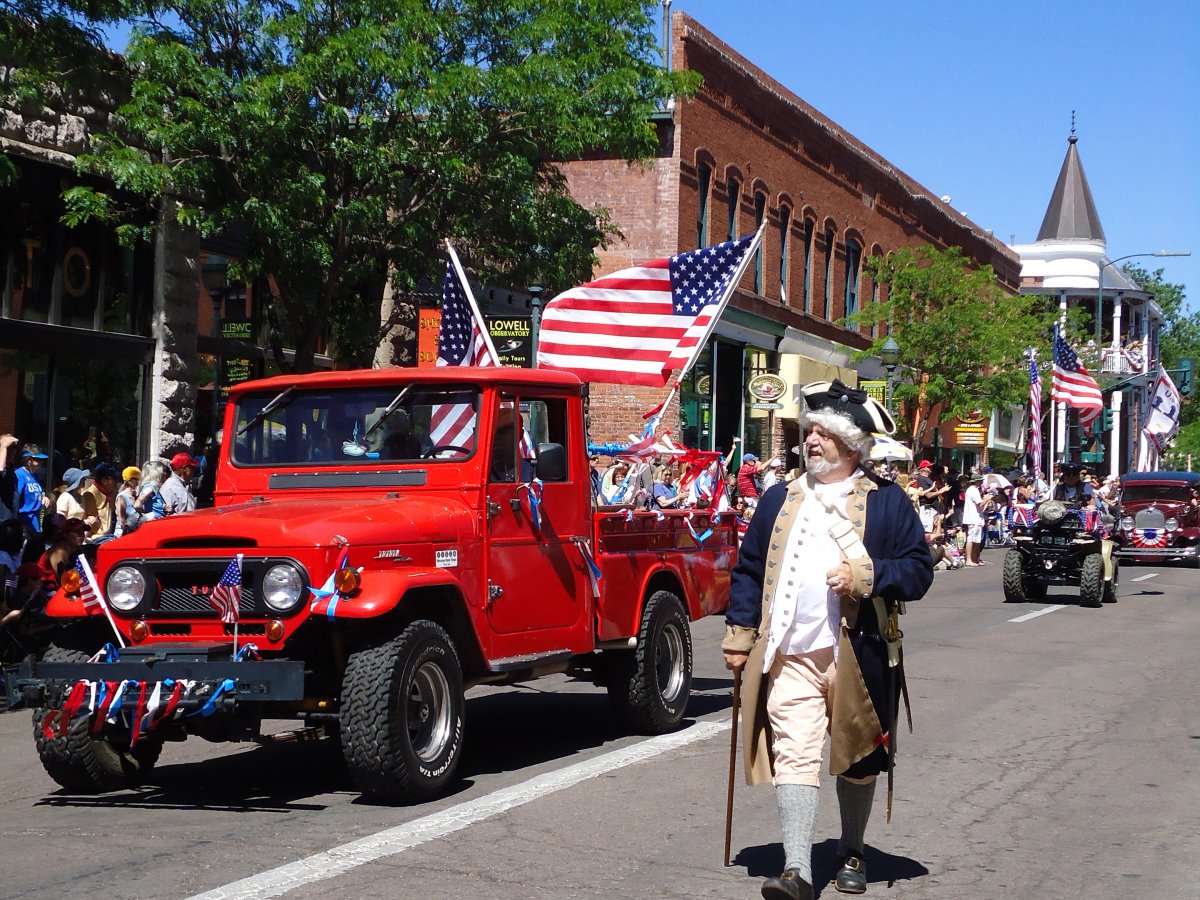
[761,868,814,900]
[834,851,867,894]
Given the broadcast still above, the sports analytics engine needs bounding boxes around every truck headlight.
[1165,517,1179,531]
[106,566,146,611]
[262,564,304,611]
[1120,516,1134,531]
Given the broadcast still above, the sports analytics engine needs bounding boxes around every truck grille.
[157,586,258,615]
[1133,509,1166,530]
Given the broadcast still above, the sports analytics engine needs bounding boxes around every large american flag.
[536,233,761,386]
[1051,331,1101,430]
[429,259,494,448]
[209,555,241,624]
[1028,351,1042,472]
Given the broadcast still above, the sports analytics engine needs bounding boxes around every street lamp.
[528,283,544,368]
[1095,250,1190,347]
[880,335,900,413]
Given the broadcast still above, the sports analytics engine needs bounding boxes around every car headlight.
[1120,516,1134,531]
[1165,517,1179,531]
[262,564,304,611]
[106,566,146,611]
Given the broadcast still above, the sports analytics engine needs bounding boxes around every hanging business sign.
[486,317,532,368]
[748,373,787,403]
[417,308,441,368]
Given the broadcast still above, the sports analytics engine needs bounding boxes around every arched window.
[696,161,712,249]
[753,190,767,294]
[823,225,836,319]
[778,206,792,305]
[801,218,815,314]
[844,238,862,319]
[727,176,741,242]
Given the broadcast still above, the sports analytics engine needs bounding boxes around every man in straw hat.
[722,379,933,899]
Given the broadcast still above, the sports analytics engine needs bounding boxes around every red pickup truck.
[21,367,734,802]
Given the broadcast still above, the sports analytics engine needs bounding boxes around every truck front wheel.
[340,619,465,804]
[32,646,163,793]
[607,590,693,734]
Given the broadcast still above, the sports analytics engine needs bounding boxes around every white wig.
[798,408,874,459]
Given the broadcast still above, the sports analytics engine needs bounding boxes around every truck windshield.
[230,385,481,466]
[1121,484,1194,504]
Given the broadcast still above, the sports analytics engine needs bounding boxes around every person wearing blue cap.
[14,443,51,546]
[737,452,766,502]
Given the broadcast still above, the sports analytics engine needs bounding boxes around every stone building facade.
[562,12,1020,466]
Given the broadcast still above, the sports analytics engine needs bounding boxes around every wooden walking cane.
[723,667,742,867]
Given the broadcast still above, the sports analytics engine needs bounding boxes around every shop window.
[844,239,861,319]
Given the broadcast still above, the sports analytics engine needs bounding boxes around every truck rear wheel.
[1079,554,1105,608]
[607,590,692,734]
[340,619,465,803]
[32,646,163,793]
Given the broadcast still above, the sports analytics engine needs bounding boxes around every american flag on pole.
[1028,351,1042,472]
[74,557,101,610]
[536,232,762,386]
[428,255,497,449]
[1051,331,1102,430]
[209,555,241,624]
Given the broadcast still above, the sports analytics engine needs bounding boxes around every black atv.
[1002,500,1118,607]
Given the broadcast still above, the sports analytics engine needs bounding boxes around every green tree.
[1124,263,1197,464]
[848,244,1066,451]
[6,0,696,371]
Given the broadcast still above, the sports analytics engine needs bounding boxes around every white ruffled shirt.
[762,471,860,671]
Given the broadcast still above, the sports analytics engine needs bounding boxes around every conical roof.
[1036,135,1105,242]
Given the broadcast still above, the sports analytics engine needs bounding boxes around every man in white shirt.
[161,452,199,515]
[962,472,986,566]
[722,380,933,900]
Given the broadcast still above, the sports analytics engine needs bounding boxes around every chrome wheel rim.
[406,661,452,763]
[655,622,686,704]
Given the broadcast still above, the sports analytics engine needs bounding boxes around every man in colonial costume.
[722,380,933,899]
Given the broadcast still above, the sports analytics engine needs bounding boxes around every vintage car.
[1115,470,1200,567]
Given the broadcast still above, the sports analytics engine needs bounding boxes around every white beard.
[806,456,836,478]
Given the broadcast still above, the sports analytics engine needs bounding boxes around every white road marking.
[188,718,730,900]
[1130,573,1158,582]
[1009,605,1069,623]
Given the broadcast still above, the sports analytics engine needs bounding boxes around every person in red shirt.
[736,453,765,502]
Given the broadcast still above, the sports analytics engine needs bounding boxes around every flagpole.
[78,555,126,648]
[673,222,768,384]
[445,240,501,365]
[232,552,243,660]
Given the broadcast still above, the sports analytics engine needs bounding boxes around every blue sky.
[670,0,1199,310]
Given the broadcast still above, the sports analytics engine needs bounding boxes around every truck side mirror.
[535,443,567,482]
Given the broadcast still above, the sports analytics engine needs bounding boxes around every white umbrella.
[983,472,1013,490]
[870,435,913,462]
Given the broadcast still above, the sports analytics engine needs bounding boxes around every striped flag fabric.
[536,232,762,386]
[74,557,101,610]
[209,555,241,624]
[1051,331,1102,430]
[429,259,494,449]
[1028,351,1042,472]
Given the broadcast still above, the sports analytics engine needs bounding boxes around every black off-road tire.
[32,646,163,793]
[340,619,465,804]
[1079,554,1105,608]
[1001,550,1028,603]
[1103,557,1119,603]
[607,591,693,734]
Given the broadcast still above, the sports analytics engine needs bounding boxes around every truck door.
[485,394,588,634]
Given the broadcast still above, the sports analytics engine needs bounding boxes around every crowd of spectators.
[0,430,209,662]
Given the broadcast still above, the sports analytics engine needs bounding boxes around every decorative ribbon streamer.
[92,680,119,733]
[235,643,261,661]
[517,478,544,533]
[57,680,90,737]
[128,681,149,747]
[685,511,713,546]
[88,643,122,663]
[187,678,237,718]
[575,540,603,599]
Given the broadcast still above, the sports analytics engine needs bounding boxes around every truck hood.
[108,495,478,551]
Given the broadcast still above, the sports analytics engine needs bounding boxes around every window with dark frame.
[753,191,766,294]
[779,207,791,305]
[727,177,741,242]
[802,219,814,314]
[823,227,835,319]
[844,239,861,320]
[697,162,712,249]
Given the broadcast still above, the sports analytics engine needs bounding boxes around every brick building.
[562,12,1019,466]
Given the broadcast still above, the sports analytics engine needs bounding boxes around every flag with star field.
[536,233,760,386]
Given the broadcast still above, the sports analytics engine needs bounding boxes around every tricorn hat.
[800,379,895,435]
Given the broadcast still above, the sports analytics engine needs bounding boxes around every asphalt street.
[0,549,1196,899]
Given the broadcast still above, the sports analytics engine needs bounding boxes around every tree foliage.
[849,244,1065,450]
[5,0,696,371]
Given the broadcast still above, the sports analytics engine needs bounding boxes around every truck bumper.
[1115,544,1199,562]
[17,646,305,709]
